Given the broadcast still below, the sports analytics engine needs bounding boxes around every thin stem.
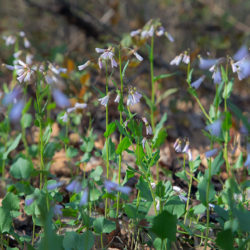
[150,36,155,132]
[116,48,124,217]
[184,174,193,224]
[105,62,110,218]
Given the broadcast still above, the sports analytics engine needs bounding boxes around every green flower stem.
[116,48,124,217]
[150,36,155,133]
[104,62,110,218]
[184,173,193,224]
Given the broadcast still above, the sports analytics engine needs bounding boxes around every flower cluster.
[174,138,192,161]
[170,51,190,66]
[104,180,132,195]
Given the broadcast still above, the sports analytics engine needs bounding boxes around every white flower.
[174,138,182,152]
[182,141,190,153]
[191,75,206,89]
[142,137,147,149]
[187,149,193,161]
[133,51,143,61]
[182,53,190,64]
[156,199,160,211]
[114,94,120,103]
[49,63,67,74]
[26,54,33,64]
[3,35,16,46]
[130,29,141,37]
[156,26,165,36]
[13,51,22,58]
[142,117,153,135]
[19,31,25,37]
[74,102,87,109]
[66,107,76,113]
[127,88,142,106]
[165,32,174,42]
[15,60,33,83]
[60,112,69,123]
[96,47,117,69]
[98,94,110,107]
[205,119,222,137]
[170,54,183,66]
[78,60,90,71]
[24,37,30,48]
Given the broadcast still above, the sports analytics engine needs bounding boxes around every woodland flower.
[104,180,131,195]
[3,35,16,46]
[187,149,193,161]
[9,99,25,122]
[54,204,63,216]
[96,47,117,69]
[205,148,218,158]
[205,119,222,137]
[74,102,87,109]
[191,75,206,89]
[79,188,88,206]
[47,181,64,191]
[231,54,250,81]
[52,89,70,108]
[182,53,190,64]
[60,112,69,123]
[127,87,142,106]
[142,117,153,135]
[233,45,248,61]
[141,26,154,39]
[174,138,182,153]
[156,26,165,36]
[2,86,22,106]
[211,67,222,84]
[49,63,67,75]
[130,29,141,37]
[199,56,217,70]
[78,60,90,71]
[66,180,82,193]
[114,93,120,103]
[132,51,143,61]
[170,54,183,66]
[244,154,250,168]
[25,197,35,206]
[24,37,30,48]
[98,94,110,107]
[182,140,190,153]
[15,60,33,83]
[142,137,147,149]
[116,185,132,195]
[165,32,174,42]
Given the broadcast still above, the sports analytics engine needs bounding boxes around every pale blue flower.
[212,68,222,84]
[199,57,217,70]
[47,181,64,191]
[104,180,118,193]
[2,86,22,106]
[170,54,183,66]
[205,148,218,158]
[66,180,82,193]
[233,45,248,61]
[54,204,63,216]
[98,94,110,107]
[9,99,25,122]
[205,119,222,137]
[191,75,206,89]
[116,186,132,195]
[142,117,152,135]
[25,197,34,206]
[79,188,88,206]
[127,88,142,106]
[232,54,250,81]
[244,154,250,168]
[52,89,70,108]
[78,60,90,71]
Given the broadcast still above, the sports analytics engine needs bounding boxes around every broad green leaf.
[164,196,185,218]
[193,203,206,215]
[151,210,177,241]
[10,157,33,179]
[2,192,20,212]
[93,217,116,234]
[234,152,243,169]
[89,166,103,181]
[216,229,234,250]
[124,204,138,219]
[3,133,22,160]
[197,177,216,205]
[136,176,153,201]
[104,122,116,138]
[21,113,32,129]
[0,207,12,233]
[222,81,233,99]
[210,151,224,176]
[116,136,131,154]
[42,125,52,145]
[153,113,167,144]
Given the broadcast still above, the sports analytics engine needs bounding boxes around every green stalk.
[116,48,124,217]
[184,173,192,224]
[104,62,110,218]
[150,36,155,132]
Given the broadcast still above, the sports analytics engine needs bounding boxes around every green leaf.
[151,210,177,241]
[198,177,216,205]
[234,152,243,169]
[0,207,12,233]
[93,217,116,234]
[122,60,129,78]
[81,231,94,250]
[189,155,201,173]
[3,133,22,160]
[116,136,131,155]
[124,204,138,219]
[21,113,33,129]
[10,157,33,179]
[153,72,177,82]
[223,81,233,99]
[136,176,153,201]
[89,166,103,181]
[155,181,165,198]
[153,113,167,144]
[104,122,116,138]
[153,129,167,148]
[102,138,116,161]
[2,192,20,212]
[193,203,206,215]
[43,125,52,145]
[66,147,79,158]
[89,188,101,202]
[211,151,224,176]
[216,229,234,250]
[156,88,178,105]
[165,196,185,218]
